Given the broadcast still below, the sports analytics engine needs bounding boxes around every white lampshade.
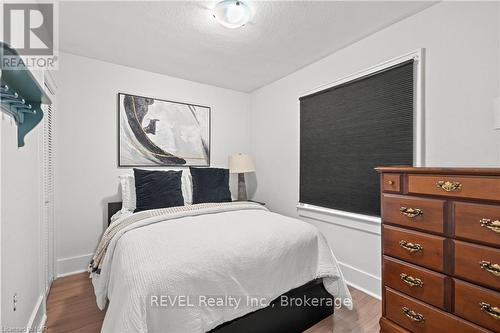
[229,154,255,173]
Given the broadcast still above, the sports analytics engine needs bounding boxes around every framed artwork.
[118,93,210,166]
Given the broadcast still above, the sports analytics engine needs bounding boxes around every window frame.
[297,49,425,224]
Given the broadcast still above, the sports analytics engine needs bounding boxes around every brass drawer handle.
[400,207,423,218]
[399,240,424,253]
[402,307,425,322]
[479,261,500,277]
[480,219,500,233]
[479,302,500,320]
[400,273,424,287]
[436,180,462,192]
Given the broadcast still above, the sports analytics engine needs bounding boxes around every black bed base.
[210,279,333,333]
[107,203,334,332]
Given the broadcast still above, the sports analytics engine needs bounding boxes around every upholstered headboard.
[107,202,122,225]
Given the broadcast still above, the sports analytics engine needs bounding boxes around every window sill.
[297,203,381,235]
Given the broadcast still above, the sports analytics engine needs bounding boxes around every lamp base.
[237,173,248,201]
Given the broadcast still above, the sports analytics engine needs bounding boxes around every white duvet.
[92,202,351,333]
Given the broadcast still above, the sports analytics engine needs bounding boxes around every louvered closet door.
[43,90,55,288]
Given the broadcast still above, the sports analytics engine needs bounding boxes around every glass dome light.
[213,0,252,29]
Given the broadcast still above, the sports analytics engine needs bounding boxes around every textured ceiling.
[60,1,435,92]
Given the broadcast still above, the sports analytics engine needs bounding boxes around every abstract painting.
[118,93,210,166]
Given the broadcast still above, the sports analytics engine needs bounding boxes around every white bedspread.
[92,203,351,333]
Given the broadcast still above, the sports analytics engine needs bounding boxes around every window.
[299,58,418,217]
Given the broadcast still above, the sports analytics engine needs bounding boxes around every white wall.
[0,0,48,327]
[54,53,252,276]
[0,92,2,329]
[1,115,43,328]
[250,2,500,297]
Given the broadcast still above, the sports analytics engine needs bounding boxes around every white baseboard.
[33,314,47,333]
[338,261,381,300]
[25,294,46,333]
[57,253,93,277]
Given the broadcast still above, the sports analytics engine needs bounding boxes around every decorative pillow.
[189,167,232,204]
[181,169,193,205]
[119,174,136,213]
[133,169,184,212]
[119,170,192,212]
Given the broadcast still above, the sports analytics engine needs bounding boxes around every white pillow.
[119,174,136,213]
[181,169,193,205]
[119,170,192,213]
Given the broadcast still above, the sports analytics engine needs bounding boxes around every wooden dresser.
[376,167,500,333]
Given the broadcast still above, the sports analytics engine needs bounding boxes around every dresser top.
[375,166,500,176]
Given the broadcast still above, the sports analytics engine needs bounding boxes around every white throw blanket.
[92,202,351,333]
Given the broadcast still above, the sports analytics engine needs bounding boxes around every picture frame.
[118,92,211,167]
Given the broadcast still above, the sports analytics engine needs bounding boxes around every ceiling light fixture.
[213,0,252,29]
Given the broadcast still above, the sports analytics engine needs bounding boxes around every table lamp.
[229,154,255,201]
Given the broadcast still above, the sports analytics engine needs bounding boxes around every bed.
[91,201,351,332]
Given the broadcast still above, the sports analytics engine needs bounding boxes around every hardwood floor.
[46,273,381,333]
[47,273,105,333]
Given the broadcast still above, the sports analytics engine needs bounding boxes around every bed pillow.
[189,167,232,204]
[133,169,184,212]
[180,169,193,205]
[119,174,137,213]
[119,170,192,212]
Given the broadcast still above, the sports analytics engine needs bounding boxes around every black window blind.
[299,60,414,217]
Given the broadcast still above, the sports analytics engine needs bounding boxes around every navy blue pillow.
[190,167,232,204]
[133,169,184,212]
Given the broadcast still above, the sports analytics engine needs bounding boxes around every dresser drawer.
[454,279,500,333]
[385,287,489,333]
[454,240,500,291]
[382,173,402,193]
[380,317,411,333]
[454,202,500,248]
[383,256,447,309]
[382,194,445,234]
[383,225,445,272]
[408,175,500,201]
